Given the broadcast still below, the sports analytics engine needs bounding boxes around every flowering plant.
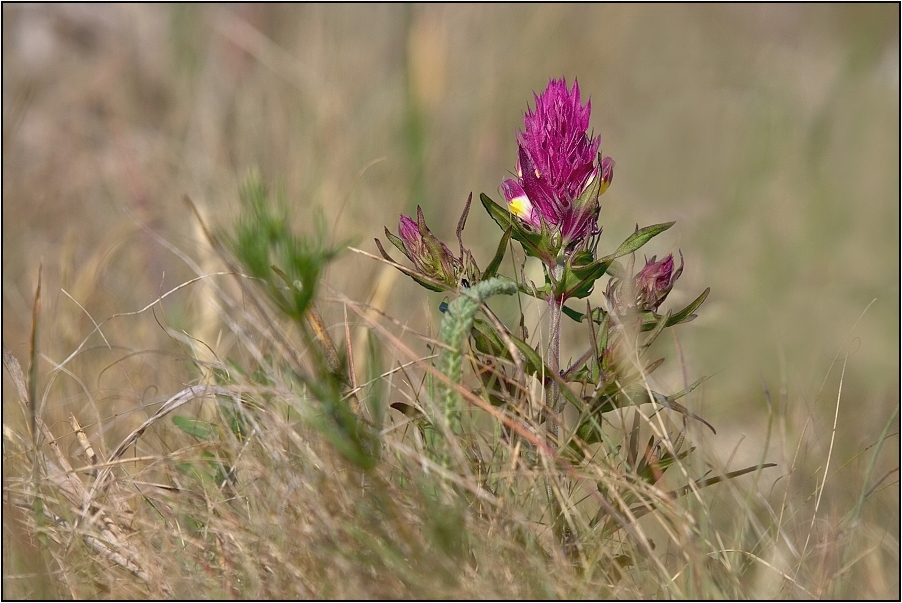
[375,78,769,553]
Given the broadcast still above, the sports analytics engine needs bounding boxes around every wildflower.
[501,78,614,251]
[380,206,464,291]
[605,252,684,315]
[635,253,682,312]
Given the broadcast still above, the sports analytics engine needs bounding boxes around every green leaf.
[471,318,545,377]
[506,335,549,378]
[636,441,695,485]
[456,193,472,252]
[482,227,512,280]
[603,222,675,261]
[592,311,610,384]
[562,304,586,322]
[479,193,551,262]
[383,228,407,255]
[668,286,710,324]
[471,318,503,354]
[640,287,710,331]
[628,463,778,522]
[470,318,583,410]
[307,381,378,471]
[558,253,608,300]
[561,304,608,324]
[560,223,675,300]
[518,281,552,301]
[561,247,633,301]
[641,309,672,351]
[172,415,215,440]
[573,411,606,446]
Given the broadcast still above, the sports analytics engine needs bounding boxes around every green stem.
[546,263,564,426]
[548,295,562,418]
[545,265,575,552]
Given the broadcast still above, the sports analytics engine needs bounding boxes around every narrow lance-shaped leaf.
[456,193,472,258]
[641,309,672,351]
[627,463,778,522]
[591,311,610,384]
[383,228,408,256]
[636,439,695,485]
[602,222,675,262]
[482,227,512,280]
[561,305,587,323]
[641,287,710,331]
[558,249,609,300]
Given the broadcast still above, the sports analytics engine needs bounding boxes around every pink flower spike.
[503,78,613,250]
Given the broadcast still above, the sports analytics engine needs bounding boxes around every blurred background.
[3,4,899,590]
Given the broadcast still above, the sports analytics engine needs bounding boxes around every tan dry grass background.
[3,4,899,598]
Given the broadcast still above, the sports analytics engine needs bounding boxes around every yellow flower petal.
[508,194,533,219]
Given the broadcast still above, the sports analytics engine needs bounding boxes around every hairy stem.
[545,265,575,552]
[546,263,565,430]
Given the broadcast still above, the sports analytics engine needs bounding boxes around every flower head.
[634,253,683,312]
[606,252,684,315]
[382,206,463,290]
[502,78,614,250]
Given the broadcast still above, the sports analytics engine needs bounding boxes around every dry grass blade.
[4,349,169,595]
[85,385,238,503]
[28,264,42,449]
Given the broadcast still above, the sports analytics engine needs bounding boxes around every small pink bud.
[635,253,683,312]
[394,207,462,288]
